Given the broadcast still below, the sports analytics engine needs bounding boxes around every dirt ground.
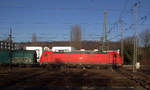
[0,66,149,90]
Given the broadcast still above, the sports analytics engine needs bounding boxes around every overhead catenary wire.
[0,0,149,43]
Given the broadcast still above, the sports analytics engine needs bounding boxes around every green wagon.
[12,50,37,65]
[0,50,10,65]
[0,50,37,65]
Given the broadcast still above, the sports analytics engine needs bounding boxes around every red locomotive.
[40,50,122,68]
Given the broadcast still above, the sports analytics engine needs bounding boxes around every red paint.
[40,51,122,65]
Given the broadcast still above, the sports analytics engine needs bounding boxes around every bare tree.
[70,25,82,49]
[32,32,37,43]
[139,29,150,48]
[139,29,150,64]
[124,36,134,46]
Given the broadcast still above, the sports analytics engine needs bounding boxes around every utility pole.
[133,6,137,72]
[101,10,107,52]
[9,28,12,69]
[120,19,124,64]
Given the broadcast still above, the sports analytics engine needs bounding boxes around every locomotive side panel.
[40,51,122,66]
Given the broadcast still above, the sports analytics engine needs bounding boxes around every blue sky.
[0,0,150,42]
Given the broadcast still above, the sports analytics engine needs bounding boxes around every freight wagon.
[0,50,37,66]
[0,50,10,65]
[40,51,122,68]
[12,50,37,65]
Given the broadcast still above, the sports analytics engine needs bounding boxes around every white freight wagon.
[26,46,43,62]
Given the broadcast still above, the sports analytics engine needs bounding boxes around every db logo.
[79,57,83,60]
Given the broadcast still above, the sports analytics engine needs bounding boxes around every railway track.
[116,67,150,90]
[0,66,149,90]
